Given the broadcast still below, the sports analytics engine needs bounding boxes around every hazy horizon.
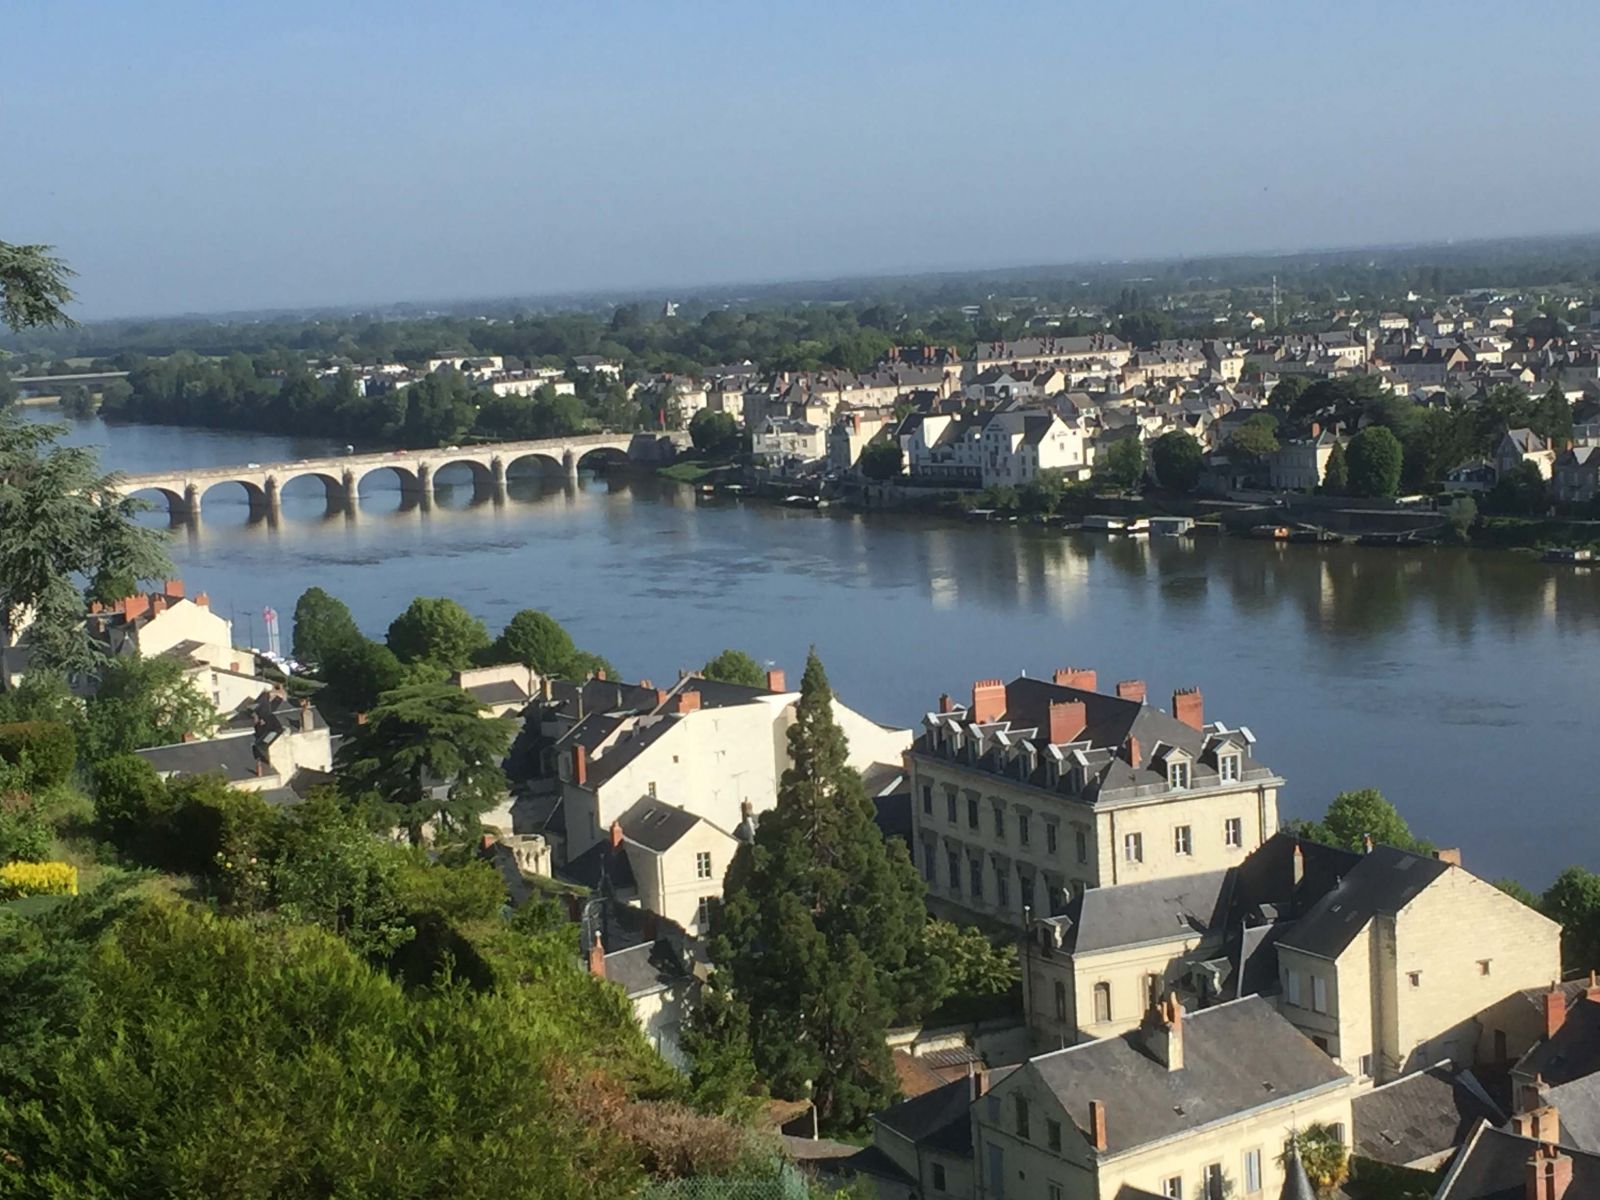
[8,1,1599,320]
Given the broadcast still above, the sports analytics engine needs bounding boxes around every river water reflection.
[25,408,1600,887]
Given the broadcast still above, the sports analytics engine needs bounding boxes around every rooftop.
[1277,845,1452,961]
[1353,1063,1503,1166]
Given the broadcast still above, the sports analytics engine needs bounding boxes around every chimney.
[298,697,311,732]
[1172,688,1204,731]
[1048,700,1087,745]
[89,601,102,614]
[1520,1079,1546,1115]
[1362,833,1375,854]
[194,592,209,608]
[1115,679,1147,703]
[1433,847,1462,866]
[938,692,954,713]
[122,594,148,621]
[1587,970,1600,1004]
[675,690,701,715]
[971,679,1007,724]
[573,745,588,787]
[164,578,184,598]
[595,669,606,682]
[609,819,623,849]
[1124,736,1141,768]
[254,758,266,778]
[1292,842,1305,887]
[181,731,197,743]
[1526,1143,1573,1200]
[1088,1100,1108,1152]
[354,711,368,726]
[1053,667,1098,691]
[766,668,786,693]
[150,595,167,615]
[587,932,606,978]
[970,1067,991,1100]
[1145,993,1185,1072]
[1545,984,1567,1040]
[654,688,670,709]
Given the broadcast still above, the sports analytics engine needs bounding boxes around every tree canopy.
[859,441,904,481]
[1296,788,1432,855]
[702,649,767,688]
[1346,426,1404,497]
[291,586,361,670]
[484,609,576,675]
[0,240,75,330]
[1149,430,1203,492]
[1098,437,1146,492]
[83,653,216,760]
[386,597,491,671]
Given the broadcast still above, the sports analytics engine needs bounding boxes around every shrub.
[0,790,52,864]
[92,753,171,849]
[0,720,77,788]
[0,860,78,899]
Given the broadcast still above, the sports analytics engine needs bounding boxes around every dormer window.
[1219,753,1241,783]
[1169,760,1191,790]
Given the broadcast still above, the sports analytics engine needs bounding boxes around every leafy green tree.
[58,384,95,419]
[97,378,133,415]
[1018,470,1068,515]
[336,681,514,845]
[1266,376,1309,425]
[702,649,767,688]
[485,608,576,674]
[1322,440,1348,493]
[714,652,943,1131]
[1227,413,1280,462]
[1282,1123,1349,1197]
[922,921,1019,996]
[1494,877,1542,910]
[859,441,904,481]
[0,417,172,675]
[386,597,490,671]
[1534,381,1573,444]
[292,586,361,670]
[559,650,617,682]
[0,778,52,864]
[1099,437,1146,492]
[1445,496,1477,541]
[1484,460,1548,516]
[688,409,740,458]
[1346,426,1404,497]
[0,239,75,329]
[84,654,216,759]
[318,635,406,725]
[1149,430,1203,492]
[1542,867,1600,973]
[1297,788,1430,854]
[680,976,764,1119]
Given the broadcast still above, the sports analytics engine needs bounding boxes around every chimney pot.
[573,744,588,787]
[1362,833,1375,854]
[164,578,184,598]
[1433,847,1462,866]
[1172,687,1204,731]
[1115,679,1147,703]
[766,668,786,693]
[938,692,954,713]
[1526,1142,1574,1200]
[595,669,606,682]
[1292,843,1305,886]
[675,690,701,715]
[1053,667,1098,691]
[1545,984,1568,1040]
[1088,1099,1108,1152]
[587,932,606,978]
[610,819,623,850]
[971,679,1007,724]
[1048,699,1087,745]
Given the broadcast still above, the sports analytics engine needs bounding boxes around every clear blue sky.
[7,1,1598,319]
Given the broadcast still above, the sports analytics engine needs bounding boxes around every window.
[922,843,936,882]
[1047,1119,1062,1152]
[1174,825,1192,856]
[1225,817,1242,848]
[1220,753,1241,783]
[1124,832,1143,863]
[932,1162,946,1192]
[1018,814,1031,847]
[1163,1177,1183,1199]
[922,783,933,815]
[1169,760,1190,789]
[1013,1094,1030,1139]
[1075,828,1089,864]
[695,851,713,879]
[1243,1147,1262,1194]
[967,796,980,830]
[947,850,961,893]
[1286,970,1302,1007]
[1479,959,1493,976]
[969,856,984,900]
[1359,1053,1373,1077]
[993,804,1005,839]
[648,781,657,798]
[946,790,958,823]
[1408,971,1422,989]
[995,867,1009,909]
[1048,1185,1063,1200]
[1312,975,1328,1014]
[1093,981,1112,1023]
[1203,1162,1223,1200]
[695,896,715,926]
[1053,980,1068,1022]
[1328,1123,1346,1147]
[1046,823,1058,855]
[1144,973,1162,1007]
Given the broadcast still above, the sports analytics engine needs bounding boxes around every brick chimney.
[1545,984,1567,1040]
[595,668,606,681]
[1053,667,1097,691]
[766,668,786,693]
[181,731,197,743]
[150,595,167,615]
[1292,843,1305,887]
[1088,1100,1108,1152]
[1145,994,1184,1072]
[675,690,701,715]
[164,578,184,598]
[938,693,954,713]
[1048,700,1087,745]
[1115,679,1146,703]
[610,819,624,850]
[1526,1143,1573,1200]
[1172,688,1203,731]
[254,758,266,778]
[655,688,670,709]
[971,679,1006,724]
[354,711,368,726]
[970,1067,990,1100]
[1433,847,1462,866]
[1362,833,1374,854]
[587,932,605,978]
[572,745,588,787]
[122,594,149,622]
[1587,970,1600,1004]
[298,697,312,732]
[1124,736,1141,769]
[194,592,209,608]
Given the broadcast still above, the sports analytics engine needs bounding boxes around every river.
[20,407,1600,889]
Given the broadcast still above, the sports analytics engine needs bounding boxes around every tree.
[1018,470,1068,516]
[922,921,1019,996]
[1494,877,1542,910]
[0,240,75,330]
[0,417,172,675]
[1282,1123,1349,1197]
[1149,431,1202,493]
[84,655,216,759]
[1227,413,1280,463]
[702,649,767,688]
[1542,867,1600,973]
[292,586,361,670]
[58,384,95,419]
[1346,426,1404,497]
[679,976,764,1119]
[858,441,904,481]
[386,597,490,671]
[714,652,943,1131]
[558,650,616,682]
[1484,460,1548,516]
[484,609,576,675]
[1298,788,1429,855]
[318,636,405,725]
[1266,376,1309,425]
[688,409,740,458]
[1322,440,1348,493]
[1099,437,1146,493]
[1533,381,1574,445]
[336,681,514,844]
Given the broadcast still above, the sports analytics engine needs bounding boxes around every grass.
[658,458,720,484]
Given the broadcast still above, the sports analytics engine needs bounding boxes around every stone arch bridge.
[114,432,686,518]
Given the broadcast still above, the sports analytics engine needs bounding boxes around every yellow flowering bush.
[0,860,78,899]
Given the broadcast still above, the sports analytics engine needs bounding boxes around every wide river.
[22,408,1600,889]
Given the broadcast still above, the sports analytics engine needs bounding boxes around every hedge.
[0,860,78,899]
[0,721,78,788]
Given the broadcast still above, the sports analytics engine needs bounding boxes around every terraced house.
[906,672,1282,928]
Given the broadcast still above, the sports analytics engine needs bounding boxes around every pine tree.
[713,651,944,1131]
[1322,440,1348,494]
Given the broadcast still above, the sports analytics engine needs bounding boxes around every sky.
[6,1,1600,319]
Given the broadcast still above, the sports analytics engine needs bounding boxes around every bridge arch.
[125,485,188,519]
[276,470,352,514]
[430,457,497,493]
[199,478,269,517]
[503,451,566,478]
[575,445,630,473]
[356,463,424,497]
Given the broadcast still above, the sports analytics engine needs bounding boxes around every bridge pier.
[563,449,579,481]
[175,482,201,520]
[340,468,358,512]
[261,476,283,521]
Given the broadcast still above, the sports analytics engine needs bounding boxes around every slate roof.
[1538,1073,1600,1152]
[601,940,692,999]
[137,732,269,782]
[1436,1123,1600,1198]
[1515,993,1600,1086]
[1354,1063,1503,1165]
[615,797,702,852]
[1025,996,1350,1158]
[1051,870,1231,954]
[463,679,529,706]
[1276,845,1451,960]
[874,1068,1018,1159]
